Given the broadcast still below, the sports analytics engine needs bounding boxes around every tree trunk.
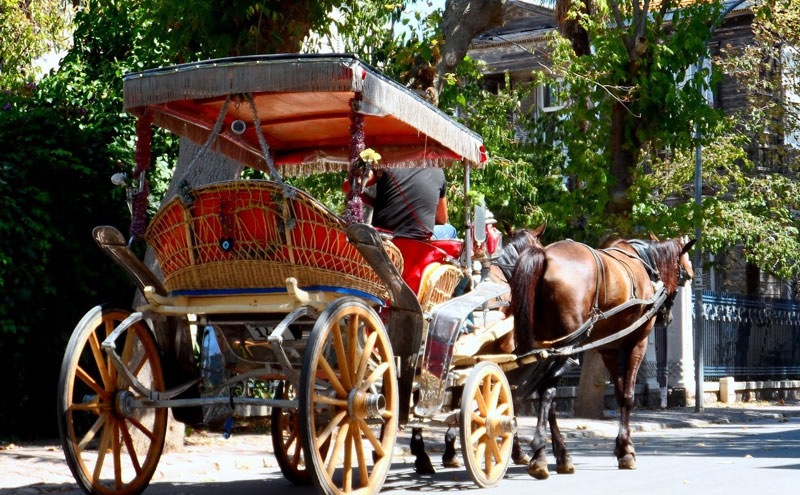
[606,100,636,217]
[135,138,243,452]
[437,0,506,90]
[573,350,608,418]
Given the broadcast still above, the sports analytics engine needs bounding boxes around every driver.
[369,167,456,240]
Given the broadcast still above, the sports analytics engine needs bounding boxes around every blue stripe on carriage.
[169,286,385,306]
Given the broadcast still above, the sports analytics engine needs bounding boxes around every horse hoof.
[556,460,575,474]
[512,451,531,466]
[618,454,637,470]
[442,456,461,468]
[415,457,436,475]
[527,461,550,480]
[511,443,531,465]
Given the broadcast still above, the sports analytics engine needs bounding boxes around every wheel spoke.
[332,320,352,390]
[487,433,501,463]
[475,438,486,466]
[311,393,348,408]
[343,426,353,492]
[489,380,501,410]
[353,422,369,488]
[317,355,348,398]
[315,409,347,449]
[357,419,384,457]
[88,331,112,391]
[119,421,143,475]
[112,422,122,489]
[470,411,486,426]
[326,420,350,477]
[470,425,487,445]
[290,433,302,466]
[474,388,488,416]
[284,427,299,452]
[484,436,495,473]
[354,331,378,386]
[77,414,106,451]
[75,366,109,400]
[362,361,389,391]
[125,412,158,442]
[346,313,360,386]
[93,419,113,482]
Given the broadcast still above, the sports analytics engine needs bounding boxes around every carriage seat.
[389,237,463,302]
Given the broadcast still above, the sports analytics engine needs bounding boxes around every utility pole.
[694,0,751,412]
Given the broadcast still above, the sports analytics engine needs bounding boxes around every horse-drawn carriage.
[57,53,697,495]
[57,54,521,495]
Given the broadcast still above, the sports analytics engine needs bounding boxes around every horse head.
[492,223,546,282]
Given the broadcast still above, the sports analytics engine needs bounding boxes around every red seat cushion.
[390,237,450,294]
[430,239,463,259]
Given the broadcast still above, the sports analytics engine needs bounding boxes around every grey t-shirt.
[371,167,446,239]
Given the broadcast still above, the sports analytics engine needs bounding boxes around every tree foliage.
[0,0,177,440]
[0,0,73,88]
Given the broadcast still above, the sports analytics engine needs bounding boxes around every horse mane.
[603,237,682,295]
[636,239,682,295]
[494,227,544,281]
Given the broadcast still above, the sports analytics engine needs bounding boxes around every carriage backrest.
[145,180,401,302]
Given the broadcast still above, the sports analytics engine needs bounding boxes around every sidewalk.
[2,400,799,494]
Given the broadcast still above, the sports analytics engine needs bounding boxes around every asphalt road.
[3,403,798,495]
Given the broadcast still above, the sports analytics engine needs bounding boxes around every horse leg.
[527,384,556,479]
[547,402,574,474]
[409,427,436,474]
[512,433,531,465]
[601,345,645,470]
[441,427,461,468]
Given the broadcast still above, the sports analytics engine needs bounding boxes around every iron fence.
[698,290,800,380]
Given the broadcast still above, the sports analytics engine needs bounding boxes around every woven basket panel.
[417,263,463,313]
[145,181,389,299]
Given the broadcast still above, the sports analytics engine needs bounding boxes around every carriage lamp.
[230,119,247,135]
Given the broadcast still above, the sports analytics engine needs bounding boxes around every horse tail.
[510,245,547,353]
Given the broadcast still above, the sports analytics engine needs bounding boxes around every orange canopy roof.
[123,54,487,175]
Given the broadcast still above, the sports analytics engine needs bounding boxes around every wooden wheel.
[57,306,167,495]
[299,297,398,495]
[459,361,515,488]
[271,381,312,485]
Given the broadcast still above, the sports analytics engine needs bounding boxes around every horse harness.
[528,240,668,358]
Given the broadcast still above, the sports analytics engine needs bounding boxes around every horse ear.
[680,238,696,255]
[501,219,514,237]
[531,222,546,237]
[648,231,659,241]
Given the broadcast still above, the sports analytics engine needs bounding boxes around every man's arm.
[435,196,448,225]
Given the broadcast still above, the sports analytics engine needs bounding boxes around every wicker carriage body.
[145,180,397,303]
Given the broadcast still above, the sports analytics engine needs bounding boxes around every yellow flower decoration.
[359,148,382,164]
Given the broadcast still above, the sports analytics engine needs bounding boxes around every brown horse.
[507,234,695,479]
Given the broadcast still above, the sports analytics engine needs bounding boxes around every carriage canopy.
[123,53,487,175]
